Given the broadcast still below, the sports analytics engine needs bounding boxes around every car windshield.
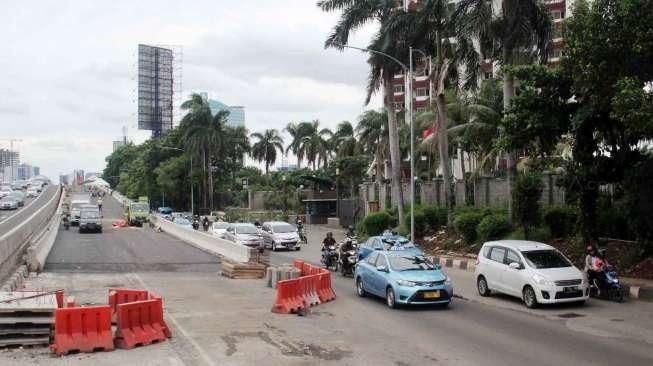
[522,250,572,269]
[388,256,437,271]
[236,225,258,234]
[81,211,99,219]
[213,222,229,229]
[131,203,149,211]
[273,224,295,233]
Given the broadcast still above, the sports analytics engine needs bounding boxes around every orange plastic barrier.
[51,305,114,355]
[271,279,304,314]
[108,288,149,322]
[293,259,304,272]
[114,298,169,349]
[316,272,336,303]
[112,219,128,228]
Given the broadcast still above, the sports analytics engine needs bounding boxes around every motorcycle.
[63,216,70,230]
[339,241,358,277]
[321,245,339,271]
[298,226,308,245]
[589,265,625,302]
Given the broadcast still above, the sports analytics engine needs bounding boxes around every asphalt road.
[44,191,220,272]
[0,185,57,233]
[270,226,653,366]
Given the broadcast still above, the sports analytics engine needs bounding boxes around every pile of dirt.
[624,258,653,280]
[418,228,479,257]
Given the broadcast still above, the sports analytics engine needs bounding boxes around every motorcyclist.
[202,217,210,231]
[322,232,336,251]
[340,238,355,253]
[345,225,356,238]
[584,245,596,282]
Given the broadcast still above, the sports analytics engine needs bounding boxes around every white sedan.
[211,221,230,238]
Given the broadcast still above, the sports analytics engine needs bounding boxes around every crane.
[0,139,23,182]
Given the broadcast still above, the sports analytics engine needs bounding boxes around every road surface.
[0,185,57,233]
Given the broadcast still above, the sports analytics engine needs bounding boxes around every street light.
[161,146,194,214]
[335,42,422,242]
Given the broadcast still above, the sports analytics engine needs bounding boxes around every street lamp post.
[335,167,340,219]
[161,146,193,214]
[336,42,424,242]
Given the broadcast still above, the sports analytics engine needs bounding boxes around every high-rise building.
[0,149,19,169]
[200,93,246,128]
[16,163,40,180]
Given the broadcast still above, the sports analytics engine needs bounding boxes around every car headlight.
[612,278,619,284]
[445,276,452,285]
[397,280,416,287]
[532,274,552,286]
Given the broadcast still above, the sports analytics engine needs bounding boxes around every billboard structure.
[137,44,180,137]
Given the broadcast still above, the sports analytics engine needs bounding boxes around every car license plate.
[423,291,440,299]
[563,286,579,293]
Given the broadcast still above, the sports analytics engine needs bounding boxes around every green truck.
[125,197,150,226]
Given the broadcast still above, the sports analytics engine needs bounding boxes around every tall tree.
[356,110,389,185]
[332,121,357,158]
[251,129,284,174]
[319,0,406,225]
[300,120,333,169]
[455,0,552,220]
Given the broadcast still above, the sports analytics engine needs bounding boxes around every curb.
[625,284,653,301]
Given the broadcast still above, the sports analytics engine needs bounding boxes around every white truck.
[70,199,90,226]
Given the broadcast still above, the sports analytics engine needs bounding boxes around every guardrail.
[0,185,61,282]
[150,215,252,263]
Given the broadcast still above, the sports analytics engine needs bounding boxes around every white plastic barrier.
[150,215,252,263]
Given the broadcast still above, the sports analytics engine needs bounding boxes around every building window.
[484,72,493,80]
[416,107,427,113]
[551,10,564,20]
[416,88,428,97]
[393,85,404,94]
[393,102,404,110]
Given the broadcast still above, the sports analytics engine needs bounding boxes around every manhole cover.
[557,313,585,318]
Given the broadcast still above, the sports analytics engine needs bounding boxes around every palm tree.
[375,0,481,225]
[300,120,333,169]
[180,93,223,210]
[320,0,406,226]
[251,129,284,174]
[223,125,251,183]
[284,122,306,168]
[454,0,552,219]
[356,110,389,185]
[332,121,357,158]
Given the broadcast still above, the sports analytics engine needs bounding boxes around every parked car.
[7,191,25,207]
[223,223,264,248]
[355,251,453,308]
[157,207,173,215]
[173,217,193,230]
[474,240,589,308]
[211,221,230,238]
[260,221,301,251]
[0,197,19,210]
[26,187,39,197]
[358,234,423,260]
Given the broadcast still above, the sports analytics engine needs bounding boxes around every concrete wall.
[0,185,61,282]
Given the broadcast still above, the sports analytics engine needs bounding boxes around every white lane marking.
[130,272,217,366]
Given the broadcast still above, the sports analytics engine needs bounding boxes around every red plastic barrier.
[112,219,128,228]
[293,259,304,273]
[56,289,64,308]
[51,305,114,355]
[147,292,171,338]
[108,288,149,322]
[114,298,170,349]
[271,279,304,314]
[66,296,76,308]
[316,272,336,303]
[301,262,312,277]
[303,275,321,306]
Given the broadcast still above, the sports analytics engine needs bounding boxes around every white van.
[70,199,90,226]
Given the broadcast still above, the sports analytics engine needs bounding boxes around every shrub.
[453,212,485,243]
[403,205,447,238]
[477,214,512,242]
[423,205,448,228]
[359,211,392,237]
[543,205,577,238]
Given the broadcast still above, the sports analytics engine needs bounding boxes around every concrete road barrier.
[150,215,252,263]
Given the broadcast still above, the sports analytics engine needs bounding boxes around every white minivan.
[474,240,589,308]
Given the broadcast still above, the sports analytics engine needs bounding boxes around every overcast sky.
[0,0,380,179]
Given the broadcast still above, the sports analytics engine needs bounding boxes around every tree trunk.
[208,152,214,211]
[384,74,405,226]
[435,93,454,225]
[460,147,468,205]
[503,47,516,223]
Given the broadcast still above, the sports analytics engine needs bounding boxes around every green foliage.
[543,205,577,238]
[358,211,393,238]
[453,212,485,244]
[477,214,512,242]
[404,205,447,238]
[514,171,544,239]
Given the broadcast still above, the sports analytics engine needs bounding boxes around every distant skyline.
[0,1,379,179]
